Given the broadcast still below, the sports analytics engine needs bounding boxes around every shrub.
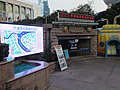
[41,48,57,62]
[0,43,9,61]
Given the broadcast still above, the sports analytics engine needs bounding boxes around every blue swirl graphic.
[4,31,35,52]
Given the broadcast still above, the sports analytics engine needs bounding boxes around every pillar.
[5,2,9,22]
[19,6,22,20]
[13,4,15,21]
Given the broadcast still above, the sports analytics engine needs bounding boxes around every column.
[25,7,27,19]
[30,8,34,19]
[13,4,15,21]
[19,6,22,20]
[5,2,9,22]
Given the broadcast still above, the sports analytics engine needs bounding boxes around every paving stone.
[47,56,120,90]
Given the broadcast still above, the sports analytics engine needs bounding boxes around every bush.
[22,49,57,62]
[41,49,57,62]
[0,43,9,61]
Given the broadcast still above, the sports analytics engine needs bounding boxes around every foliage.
[95,2,120,27]
[70,4,94,15]
[111,2,120,24]
[13,16,44,25]
[23,48,57,62]
[112,2,120,14]
[0,43,9,61]
[41,48,57,62]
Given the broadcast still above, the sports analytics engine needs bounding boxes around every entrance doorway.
[106,40,120,56]
[58,38,91,57]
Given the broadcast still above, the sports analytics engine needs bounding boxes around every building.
[38,0,50,16]
[43,0,50,16]
[0,0,35,22]
[38,0,43,16]
[33,5,41,18]
[98,15,120,57]
[50,12,98,57]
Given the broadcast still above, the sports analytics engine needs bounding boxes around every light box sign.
[0,24,43,58]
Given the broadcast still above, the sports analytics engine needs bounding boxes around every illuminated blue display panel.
[0,24,43,58]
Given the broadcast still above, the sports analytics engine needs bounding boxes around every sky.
[48,0,107,13]
[26,0,107,14]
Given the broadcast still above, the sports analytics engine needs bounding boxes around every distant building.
[0,0,40,22]
[43,0,50,16]
[33,5,41,18]
[38,0,43,16]
[38,0,50,16]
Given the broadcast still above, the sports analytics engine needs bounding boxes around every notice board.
[54,45,68,71]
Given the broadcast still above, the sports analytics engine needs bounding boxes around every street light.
[96,18,109,24]
[43,15,47,24]
[45,15,47,24]
[96,18,109,29]
[44,11,48,24]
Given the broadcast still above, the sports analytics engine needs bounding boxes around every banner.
[54,45,68,71]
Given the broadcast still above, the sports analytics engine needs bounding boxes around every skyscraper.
[43,0,50,16]
[38,0,50,16]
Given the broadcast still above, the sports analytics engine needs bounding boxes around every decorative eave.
[52,21,98,26]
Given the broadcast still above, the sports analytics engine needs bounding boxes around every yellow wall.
[98,24,120,56]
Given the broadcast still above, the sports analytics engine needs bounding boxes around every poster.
[63,49,69,60]
[54,45,68,71]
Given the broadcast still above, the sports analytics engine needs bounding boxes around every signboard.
[58,12,95,22]
[68,39,79,50]
[54,45,68,71]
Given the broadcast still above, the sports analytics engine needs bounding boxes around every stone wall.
[0,60,50,90]
[0,60,14,90]
[6,67,49,90]
[51,27,98,56]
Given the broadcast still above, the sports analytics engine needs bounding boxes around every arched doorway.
[106,39,120,57]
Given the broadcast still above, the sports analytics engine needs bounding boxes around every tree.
[13,16,44,25]
[47,10,68,23]
[111,2,120,24]
[95,2,120,27]
[95,9,119,26]
[70,1,94,15]
[111,2,120,14]
[46,10,61,23]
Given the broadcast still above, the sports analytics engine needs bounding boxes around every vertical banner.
[54,45,68,71]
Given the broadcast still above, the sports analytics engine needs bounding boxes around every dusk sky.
[26,0,107,13]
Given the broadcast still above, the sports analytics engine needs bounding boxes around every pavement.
[47,56,120,90]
